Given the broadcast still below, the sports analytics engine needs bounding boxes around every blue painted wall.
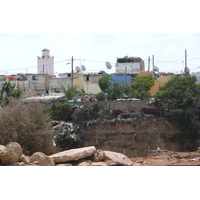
[111,75,132,85]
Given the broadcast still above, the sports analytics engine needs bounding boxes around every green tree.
[98,74,122,100]
[155,75,200,127]
[0,80,23,105]
[98,74,113,93]
[130,74,156,99]
[95,92,105,101]
[107,82,122,100]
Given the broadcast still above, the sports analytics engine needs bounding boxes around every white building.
[37,48,54,75]
[115,56,145,74]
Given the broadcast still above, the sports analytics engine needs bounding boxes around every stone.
[78,160,92,166]
[38,156,55,166]
[30,152,46,163]
[91,149,106,162]
[0,145,6,161]
[49,146,96,164]
[0,145,6,152]
[90,162,108,166]
[20,154,30,165]
[56,163,73,166]
[13,162,26,166]
[0,142,23,165]
[103,150,133,166]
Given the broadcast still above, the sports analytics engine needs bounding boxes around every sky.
[0,33,200,75]
[0,0,200,77]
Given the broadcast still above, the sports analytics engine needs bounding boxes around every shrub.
[0,99,54,155]
[55,129,82,150]
[48,103,73,121]
[95,92,105,101]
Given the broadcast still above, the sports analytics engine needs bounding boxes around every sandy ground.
[129,149,200,166]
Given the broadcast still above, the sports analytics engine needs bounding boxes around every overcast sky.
[0,33,200,75]
[0,1,200,76]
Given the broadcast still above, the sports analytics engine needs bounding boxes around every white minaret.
[37,48,54,75]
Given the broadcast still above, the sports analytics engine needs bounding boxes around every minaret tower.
[37,48,54,75]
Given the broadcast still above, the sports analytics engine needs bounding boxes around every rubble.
[1,141,200,166]
[0,142,23,165]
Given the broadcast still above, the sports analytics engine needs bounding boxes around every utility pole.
[185,49,187,69]
[148,56,150,71]
[152,55,154,71]
[71,56,74,88]
[184,49,189,75]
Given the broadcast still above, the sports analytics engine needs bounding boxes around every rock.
[56,163,73,166]
[49,146,96,164]
[0,145,6,152]
[38,156,55,166]
[90,162,108,166]
[78,160,92,166]
[103,150,133,166]
[20,154,30,165]
[30,152,46,163]
[13,162,26,166]
[0,145,6,161]
[91,149,106,162]
[0,142,23,165]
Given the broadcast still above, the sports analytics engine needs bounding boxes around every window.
[32,76,38,80]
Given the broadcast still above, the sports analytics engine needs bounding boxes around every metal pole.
[148,56,150,71]
[185,49,187,69]
[152,55,154,71]
[71,56,73,87]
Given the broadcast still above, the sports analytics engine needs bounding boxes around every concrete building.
[0,72,102,97]
[115,56,145,74]
[37,48,54,75]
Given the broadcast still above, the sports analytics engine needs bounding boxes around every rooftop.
[42,48,50,52]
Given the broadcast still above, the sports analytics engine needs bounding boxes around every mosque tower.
[37,48,54,75]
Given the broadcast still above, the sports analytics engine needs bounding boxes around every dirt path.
[130,150,200,166]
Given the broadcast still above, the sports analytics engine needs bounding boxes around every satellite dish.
[76,66,81,73]
[153,66,159,72]
[105,61,112,69]
[81,65,86,71]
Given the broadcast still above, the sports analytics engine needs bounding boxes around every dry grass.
[0,99,54,155]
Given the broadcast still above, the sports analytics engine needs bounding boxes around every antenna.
[81,65,86,71]
[105,62,112,69]
[76,66,81,73]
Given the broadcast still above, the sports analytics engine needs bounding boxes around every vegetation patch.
[0,99,54,155]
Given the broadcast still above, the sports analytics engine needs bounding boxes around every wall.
[150,76,172,95]
[80,118,197,157]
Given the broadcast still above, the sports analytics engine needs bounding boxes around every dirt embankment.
[80,117,199,158]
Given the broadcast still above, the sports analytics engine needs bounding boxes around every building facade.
[37,48,54,75]
[115,56,145,74]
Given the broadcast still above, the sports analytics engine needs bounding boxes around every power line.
[0,59,70,73]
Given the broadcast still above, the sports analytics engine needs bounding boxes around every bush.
[95,92,105,101]
[0,99,54,155]
[55,129,82,150]
[48,103,73,121]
